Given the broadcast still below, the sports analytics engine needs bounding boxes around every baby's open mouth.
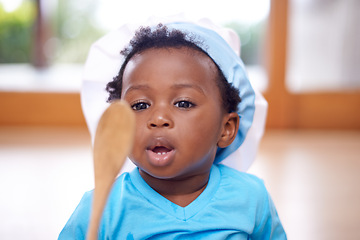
[146,139,175,167]
[152,146,172,155]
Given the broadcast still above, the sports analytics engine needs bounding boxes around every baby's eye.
[131,102,150,111]
[174,100,195,109]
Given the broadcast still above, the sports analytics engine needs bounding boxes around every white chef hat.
[81,15,267,172]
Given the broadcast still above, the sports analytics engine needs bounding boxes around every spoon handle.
[87,100,135,240]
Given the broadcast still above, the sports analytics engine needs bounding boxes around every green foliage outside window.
[225,21,266,65]
[52,0,104,63]
[0,0,104,65]
[0,1,35,63]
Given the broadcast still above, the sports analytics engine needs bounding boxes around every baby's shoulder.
[79,171,131,202]
[217,164,267,194]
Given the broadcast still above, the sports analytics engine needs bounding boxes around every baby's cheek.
[129,136,147,159]
[127,151,142,168]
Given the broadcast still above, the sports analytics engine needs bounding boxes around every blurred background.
[0,0,359,239]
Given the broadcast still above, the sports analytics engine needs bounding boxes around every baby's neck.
[139,170,210,207]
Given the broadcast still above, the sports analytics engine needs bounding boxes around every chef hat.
[81,15,267,172]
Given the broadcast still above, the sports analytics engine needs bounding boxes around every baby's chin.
[138,166,175,179]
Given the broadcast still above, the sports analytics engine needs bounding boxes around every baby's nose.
[147,109,174,129]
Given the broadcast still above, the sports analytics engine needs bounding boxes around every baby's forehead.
[122,47,221,92]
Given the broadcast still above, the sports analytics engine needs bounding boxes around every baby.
[59,22,286,239]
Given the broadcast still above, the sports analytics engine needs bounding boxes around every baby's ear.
[217,112,239,148]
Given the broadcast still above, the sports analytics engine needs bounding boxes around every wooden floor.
[248,130,360,240]
[0,126,359,240]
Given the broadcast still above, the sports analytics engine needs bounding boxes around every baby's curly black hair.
[106,24,241,113]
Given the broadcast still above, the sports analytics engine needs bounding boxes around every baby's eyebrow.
[123,84,150,95]
[171,83,205,95]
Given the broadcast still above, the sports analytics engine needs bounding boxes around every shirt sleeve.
[58,191,92,240]
[251,183,287,240]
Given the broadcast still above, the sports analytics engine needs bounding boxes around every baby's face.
[121,47,227,180]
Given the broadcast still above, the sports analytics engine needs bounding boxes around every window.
[286,0,360,92]
[0,0,270,92]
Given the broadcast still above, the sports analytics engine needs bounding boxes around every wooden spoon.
[87,100,135,240]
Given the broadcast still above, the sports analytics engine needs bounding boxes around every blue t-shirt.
[59,164,286,239]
